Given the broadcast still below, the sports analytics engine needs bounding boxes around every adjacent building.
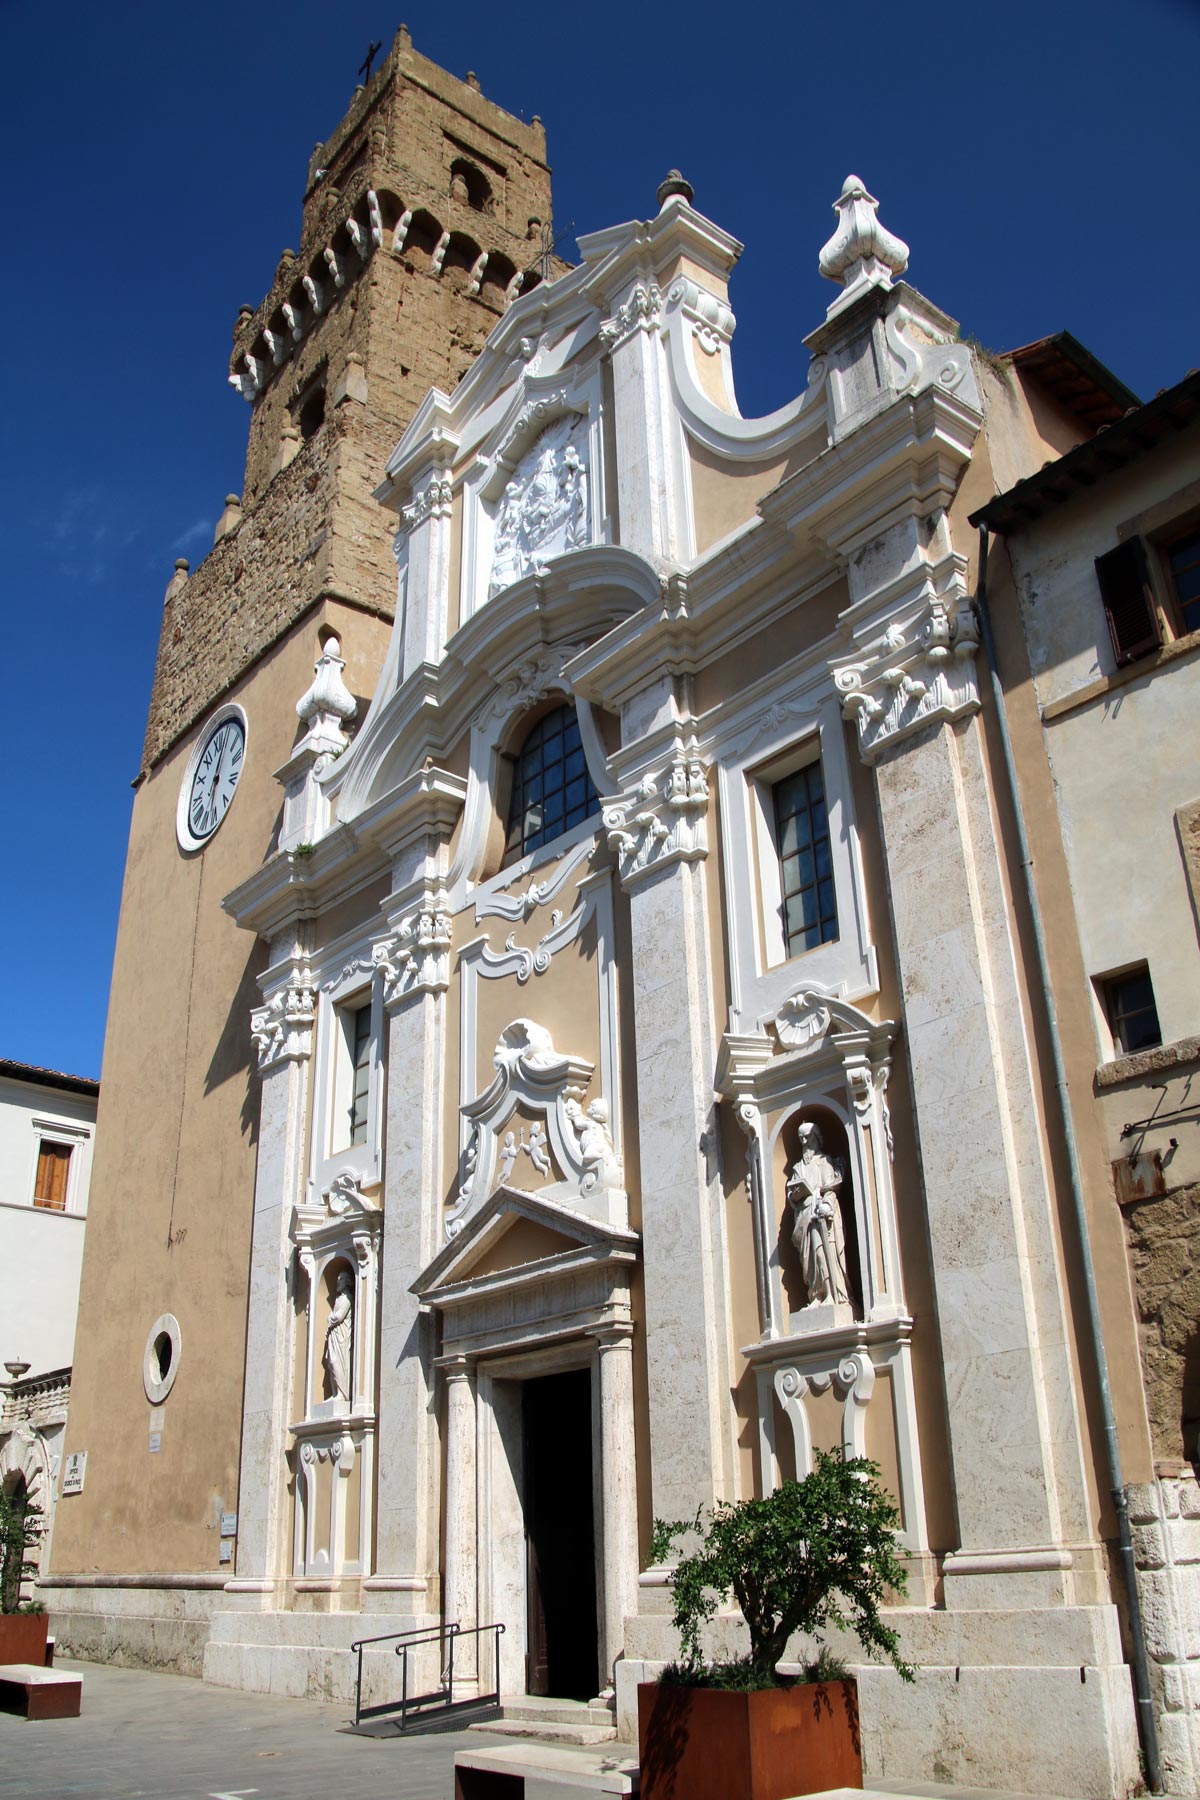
[0,1058,98,1587]
[975,374,1200,1788]
[41,31,1200,1798]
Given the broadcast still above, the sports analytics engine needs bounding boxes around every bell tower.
[143,25,556,772]
[48,35,557,1633]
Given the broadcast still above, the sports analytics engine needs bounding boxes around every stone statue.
[565,1095,622,1195]
[323,1269,354,1401]
[786,1122,851,1308]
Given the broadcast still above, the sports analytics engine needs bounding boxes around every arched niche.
[770,1101,862,1328]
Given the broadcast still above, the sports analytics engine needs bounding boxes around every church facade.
[46,32,1190,1798]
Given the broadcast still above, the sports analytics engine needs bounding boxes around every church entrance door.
[522,1369,598,1698]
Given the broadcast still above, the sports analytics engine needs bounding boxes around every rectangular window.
[772,760,839,959]
[33,1140,71,1211]
[1095,539,1162,666]
[1166,528,1200,637]
[1100,964,1163,1057]
[347,1004,371,1147]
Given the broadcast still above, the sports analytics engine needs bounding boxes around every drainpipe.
[974,526,1163,1794]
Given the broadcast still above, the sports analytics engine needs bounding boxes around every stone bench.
[454,1740,639,1797]
[0,1663,82,1720]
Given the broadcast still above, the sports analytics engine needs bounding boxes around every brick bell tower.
[47,36,557,1624]
[144,25,556,770]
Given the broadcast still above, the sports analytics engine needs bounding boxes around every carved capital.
[598,282,662,355]
[250,976,316,1072]
[601,745,708,889]
[399,474,454,537]
[374,897,452,1006]
[832,576,980,763]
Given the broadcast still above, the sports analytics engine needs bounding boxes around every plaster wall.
[0,1075,95,1376]
[52,600,389,1579]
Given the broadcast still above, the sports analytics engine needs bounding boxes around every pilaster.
[605,732,732,1521]
[443,1355,479,1683]
[597,1324,639,1688]
[233,937,315,1592]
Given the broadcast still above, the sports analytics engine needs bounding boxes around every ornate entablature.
[447,1019,626,1239]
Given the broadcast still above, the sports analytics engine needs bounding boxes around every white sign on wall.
[61,1451,87,1495]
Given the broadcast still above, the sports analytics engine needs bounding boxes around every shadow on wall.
[205,937,270,1147]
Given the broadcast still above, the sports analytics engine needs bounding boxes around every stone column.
[597,1325,639,1688]
[443,1355,478,1687]
[604,734,733,1523]
[230,954,315,1594]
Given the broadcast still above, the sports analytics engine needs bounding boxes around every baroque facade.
[44,36,1194,1799]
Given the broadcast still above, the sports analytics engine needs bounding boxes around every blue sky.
[2,0,1197,1080]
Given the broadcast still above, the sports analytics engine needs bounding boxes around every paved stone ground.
[0,1660,490,1800]
[0,1659,1158,1800]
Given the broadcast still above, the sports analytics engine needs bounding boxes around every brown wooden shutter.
[1095,539,1161,666]
[34,1141,70,1210]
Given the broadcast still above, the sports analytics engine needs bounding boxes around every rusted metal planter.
[638,1677,862,1800]
[0,1613,49,1667]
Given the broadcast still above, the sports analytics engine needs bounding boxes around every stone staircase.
[469,1691,619,1746]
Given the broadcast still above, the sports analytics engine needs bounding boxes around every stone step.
[470,1716,618,1746]
[497,1693,615,1727]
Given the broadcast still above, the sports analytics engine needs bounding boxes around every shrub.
[649,1451,914,1687]
[0,1481,43,1615]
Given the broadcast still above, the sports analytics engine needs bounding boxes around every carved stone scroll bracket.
[832,576,980,764]
[399,474,454,538]
[446,1018,626,1237]
[601,743,708,890]
[664,277,735,357]
[771,1350,876,1476]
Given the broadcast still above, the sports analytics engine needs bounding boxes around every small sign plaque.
[148,1432,162,1454]
[61,1451,87,1495]
[220,1512,238,1539]
[219,1540,233,1565]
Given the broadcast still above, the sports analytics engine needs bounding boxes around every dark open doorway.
[522,1368,598,1698]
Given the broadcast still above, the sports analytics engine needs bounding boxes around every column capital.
[441,1353,475,1383]
[250,971,316,1073]
[601,738,709,889]
[374,890,452,1006]
[594,1321,635,1353]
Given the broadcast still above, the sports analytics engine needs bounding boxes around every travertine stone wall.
[1122,1183,1200,1467]
[1129,1474,1200,1792]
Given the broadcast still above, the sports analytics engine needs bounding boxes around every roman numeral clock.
[175,704,247,852]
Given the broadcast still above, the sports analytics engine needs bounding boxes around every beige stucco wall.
[52,600,391,1577]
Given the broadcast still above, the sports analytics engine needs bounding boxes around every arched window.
[504,705,598,864]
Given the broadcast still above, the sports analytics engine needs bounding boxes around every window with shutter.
[1095,539,1161,666]
[1166,528,1200,637]
[34,1140,71,1210]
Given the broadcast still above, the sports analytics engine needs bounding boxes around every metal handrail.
[350,1619,505,1731]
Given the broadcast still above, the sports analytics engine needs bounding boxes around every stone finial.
[818,175,909,315]
[214,495,242,544]
[297,634,357,735]
[164,558,189,605]
[656,169,695,209]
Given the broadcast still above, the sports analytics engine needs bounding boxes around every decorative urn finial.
[297,634,358,737]
[656,169,695,209]
[818,174,909,314]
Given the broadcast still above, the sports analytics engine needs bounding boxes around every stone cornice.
[223,766,466,939]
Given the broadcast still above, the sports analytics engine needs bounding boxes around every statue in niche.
[787,1122,851,1308]
[323,1269,354,1401]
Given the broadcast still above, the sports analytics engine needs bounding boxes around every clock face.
[177,709,246,851]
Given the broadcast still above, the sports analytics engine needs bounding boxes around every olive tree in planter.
[640,1451,913,1800]
[0,1479,48,1665]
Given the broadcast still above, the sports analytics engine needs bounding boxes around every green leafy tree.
[0,1479,43,1615]
[649,1451,914,1687]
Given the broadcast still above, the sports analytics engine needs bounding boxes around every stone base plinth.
[617,1603,1139,1800]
